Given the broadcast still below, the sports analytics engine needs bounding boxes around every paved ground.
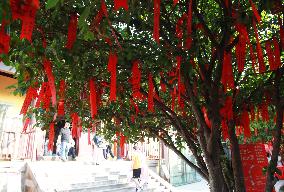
[176,180,210,192]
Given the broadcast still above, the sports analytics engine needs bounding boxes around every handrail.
[147,167,179,192]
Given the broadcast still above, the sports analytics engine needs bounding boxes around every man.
[59,122,71,161]
[132,146,142,191]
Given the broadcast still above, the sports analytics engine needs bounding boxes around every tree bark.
[265,69,284,192]
[228,120,246,192]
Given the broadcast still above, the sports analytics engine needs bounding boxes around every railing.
[147,167,179,192]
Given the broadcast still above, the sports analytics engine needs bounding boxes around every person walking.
[132,146,142,191]
[59,121,71,161]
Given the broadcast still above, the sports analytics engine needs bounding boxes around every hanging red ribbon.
[0,20,11,55]
[22,118,31,133]
[148,73,154,112]
[43,59,56,106]
[173,0,179,6]
[131,60,142,99]
[235,24,249,72]
[221,51,234,90]
[71,113,79,138]
[249,0,261,23]
[114,0,128,11]
[48,122,55,151]
[273,38,281,70]
[35,82,51,110]
[89,79,97,119]
[176,14,187,39]
[66,14,78,50]
[57,100,65,116]
[265,40,275,70]
[220,96,233,121]
[107,52,118,102]
[20,86,37,115]
[59,80,66,99]
[186,0,193,49]
[252,20,265,73]
[130,98,139,115]
[10,0,39,42]
[153,0,160,43]
[88,128,91,145]
[242,110,251,138]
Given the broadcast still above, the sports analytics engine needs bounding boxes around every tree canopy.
[0,0,283,191]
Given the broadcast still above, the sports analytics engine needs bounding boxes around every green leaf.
[46,0,60,10]
[78,7,90,29]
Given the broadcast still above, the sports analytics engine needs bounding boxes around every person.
[68,137,76,160]
[92,134,104,165]
[132,146,142,191]
[59,122,71,161]
[103,141,114,160]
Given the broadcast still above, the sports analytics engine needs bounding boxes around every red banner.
[239,144,268,192]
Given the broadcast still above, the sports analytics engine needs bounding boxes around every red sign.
[239,144,268,192]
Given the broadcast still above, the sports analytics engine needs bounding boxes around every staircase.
[25,159,177,192]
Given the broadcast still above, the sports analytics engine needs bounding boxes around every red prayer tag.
[221,51,234,90]
[153,0,160,43]
[66,14,78,49]
[48,122,55,151]
[249,0,261,23]
[107,53,118,102]
[89,79,98,119]
[114,0,128,11]
[239,144,268,192]
[43,59,57,106]
[131,60,143,99]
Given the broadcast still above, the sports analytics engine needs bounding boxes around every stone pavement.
[176,180,210,192]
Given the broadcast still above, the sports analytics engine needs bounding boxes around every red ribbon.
[235,24,249,72]
[259,102,269,122]
[0,20,11,55]
[148,73,154,112]
[22,118,31,133]
[153,0,160,43]
[242,110,251,138]
[131,60,142,99]
[114,0,128,11]
[48,122,55,151]
[66,14,78,50]
[173,0,179,6]
[43,58,57,106]
[107,52,118,102]
[35,82,51,110]
[57,100,65,116]
[221,51,234,90]
[20,86,38,115]
[89,79,98,119]
[71,113,79,138]
[249,0,261,23]
[252,20,265,73]
[10,0,39,42]
[59,80,66,99]
[186,0,193,49]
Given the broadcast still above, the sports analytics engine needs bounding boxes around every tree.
[0,0,283,191]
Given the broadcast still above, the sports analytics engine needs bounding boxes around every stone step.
[56,182,129,192]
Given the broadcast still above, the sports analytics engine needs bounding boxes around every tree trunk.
[265,108,283,192]
[265,69,283,192]
[228,120,246,192]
